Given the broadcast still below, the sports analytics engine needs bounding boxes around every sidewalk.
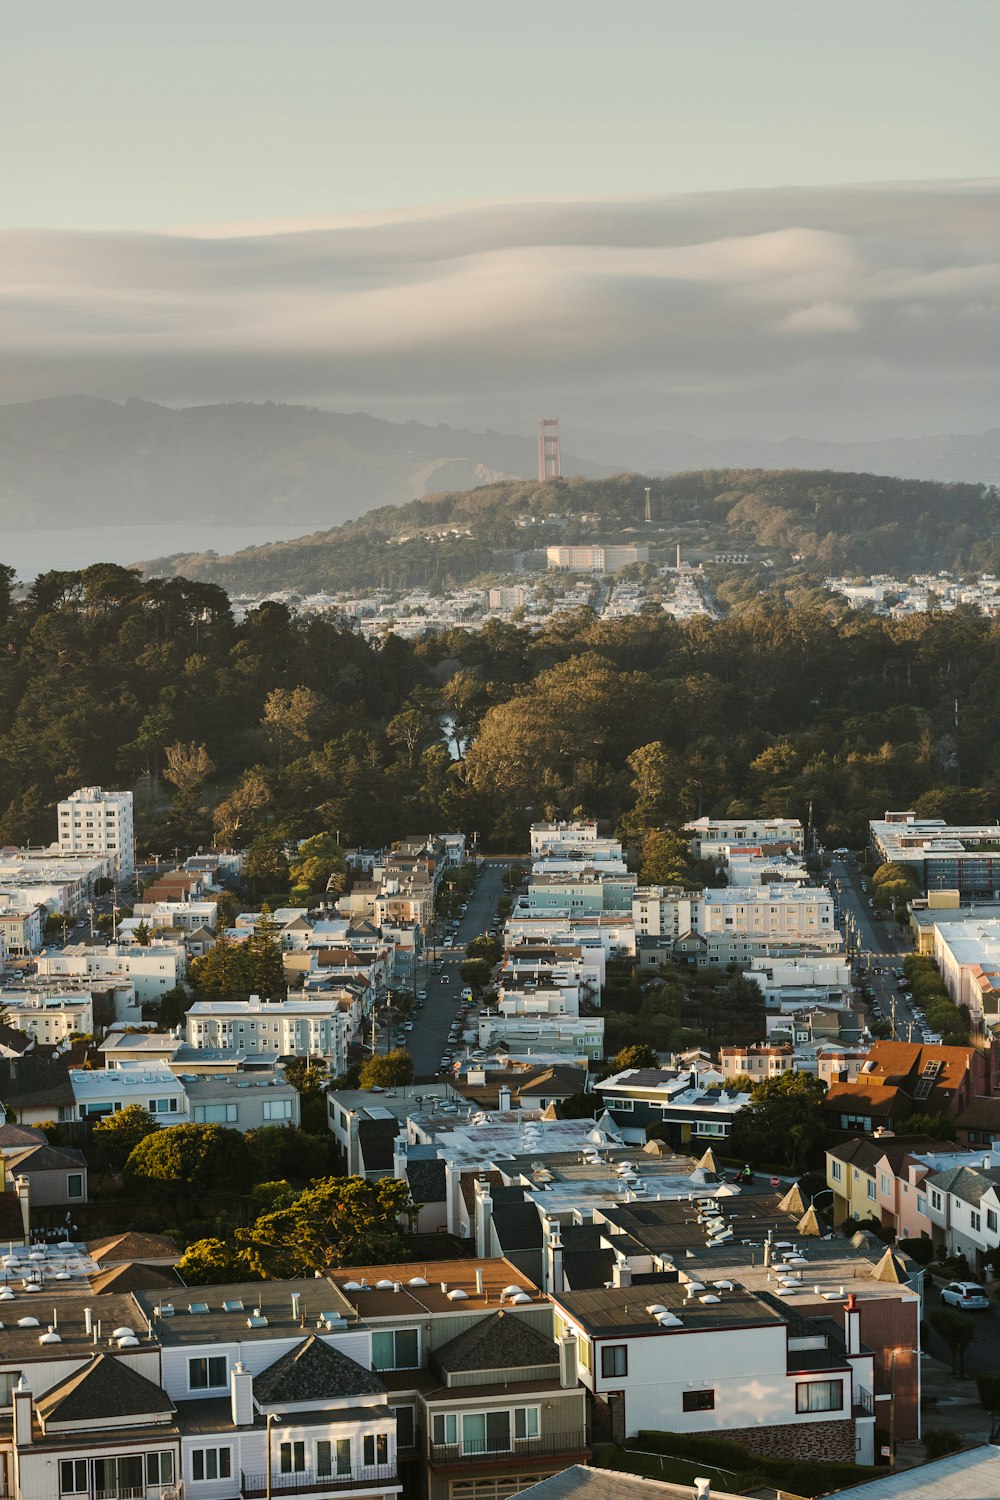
[893,1352,993,1470]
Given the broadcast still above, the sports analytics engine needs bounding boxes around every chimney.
[13,1378,32,1448]
[474,1183,494,1258]
[15,1175,29,1238]
[394,1131,408,1180]
[498,1084,512,1112]
[612,1260,631,1289]
[547,1231,565,1295]
[763,1238,772,1269]
[559,1331,577,1388]
[444,1159,462,1236]
[230,1361,254,1428]
[845,1292,861,1357]
[694,1481,711,1500]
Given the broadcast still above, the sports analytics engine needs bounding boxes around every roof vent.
[408,1276,429,1287]
[509,1292,532,1305]
[39,1330,62,1345]
[502,1284,523,1297]
[246,1311,268,1328]
[646,1303,668,1316]
[112,1326,135,1339]
[375,1279,393,1290]
[699,1294,721,1305]
[447,1289,469,1301]
[187,1302,209,1315]
[17,1317,40,1328]
[342,1280,362,1291]
[656,1310,682,1327]
[159,1302,174,1317]
[117,1335,140,1348]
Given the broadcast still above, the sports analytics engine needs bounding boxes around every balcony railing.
[853,1386,875,1417]
[240,1465,398,1497]
[429,1431,590,1468]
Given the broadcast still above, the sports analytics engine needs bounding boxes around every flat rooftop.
[327,1257,539,1320]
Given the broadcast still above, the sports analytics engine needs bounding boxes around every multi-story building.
[551,1281,874,1461]
[700,886,835,942]
[35,941,185,1004]
[477,1012,604,1063]
[823,1041,993,1140]
[870,810,1000,897]
[183,1072,300,1132]
[546,544,649,573]
[2,992,94,1045]
[684,817,805,859]
[488,585,528,612]
[69,1063,188,1123]
[57,786,135,881]
[186,996,349,1070]
[595,1068,749,1149]
[0,906,45,957]
[719,1042,795,1080]
[632,887,700,941]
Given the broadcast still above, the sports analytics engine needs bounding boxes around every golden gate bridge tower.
[537,417,562,481]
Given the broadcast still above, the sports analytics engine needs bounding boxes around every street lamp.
[887,1347,918,1467]
[266,1412,282,1500]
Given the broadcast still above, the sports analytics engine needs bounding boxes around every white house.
[2,992,94,1045]
[186,996,349,1070]
[69,1063,188,1122]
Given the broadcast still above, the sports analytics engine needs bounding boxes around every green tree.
[189,934,251,1000]
[245,1126,329,1184]
[125,1122,250,1195]
[459,957,492,992]
[132,920,151,947]
[243,836,290,899]
[607,1043,660,1072]
[729,1071,827,1172]
[360,1049,414,1089]
[282,1058,331,1134]
[639,828,699,888]
[466,934,502,964]
[238,1175,414,1276]
[92,1104,160,1166]
[243,906,287,1000]
[176,1237,249,1286]
[930,1306,977,1377]
[289,832,347,898]
[976,1371,1000,1440]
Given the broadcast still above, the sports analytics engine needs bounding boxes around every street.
[402,858,508,1079]
[830,854,921,1041]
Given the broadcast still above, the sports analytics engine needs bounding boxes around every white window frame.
[188,1354,227,1391]
[191,1447,232,1482]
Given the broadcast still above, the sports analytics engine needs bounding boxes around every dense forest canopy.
[1,556,1000,853]
[140,468,1000,595]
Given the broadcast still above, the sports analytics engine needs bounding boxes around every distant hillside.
[140,469,1000,595]
[0,395,609,530]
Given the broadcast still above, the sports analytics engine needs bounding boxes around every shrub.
[923,1428,962,1460]
[898,1236,935,1265]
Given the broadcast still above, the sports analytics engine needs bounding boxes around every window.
[60,1459,88,1494]
[578,1337,592,1372]
[601,1345,628,1379]
[66,1173,83,1200]
[514,1407,539,1439]
[189,1355,227,1390]
[880,1175,890,1195]
[461,1412,510,1455]
[917,1195,927,1216]
[971,1210,982,1232]
[280,1442,305,1474]
[194,1103,238,1123]
[146,1453,175,1485]
[989,1210,998,1233]
[683,1389,715,1412]
[433,1413,458,1446]
[372,1328,419,1370]
[393,1406,415,1448]
[363,1433,390,1466]
[931,1190,942,1211]
[830,1160,842,1182]
[867,1180,877,1202]
[264,1098,293,1121]
[796,1380,843,1413]
[149,1097,179,1114]
[192,1448,232,1481]
[0,1371,23,1408]
[614,1098,634,1111]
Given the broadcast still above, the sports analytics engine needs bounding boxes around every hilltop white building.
[57,786,135,881]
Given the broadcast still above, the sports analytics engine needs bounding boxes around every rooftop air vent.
[112,1327,135,1339]
[375,1279,393,1290]
[408,1277,429,1287]
[509,1292,532,1305]
[342,1281,362,1292]
[117,1335,140,1348]
[187,1302,209,1315]
[246,1311,268,1328]
[447,1289,469,1301]
[16,1317,40,1328]
[39,1330,62,1344]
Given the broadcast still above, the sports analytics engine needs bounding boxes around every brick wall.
[716,1417,856,1463]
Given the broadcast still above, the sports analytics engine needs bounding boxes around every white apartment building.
[496,984,582,1018]
[57,786,135,881]
[36,940,185,1004]
[748,955,853,1010]
[546,544,649,572]
[130,899,218,932]
[684,816,805,859]
[932,919,1000,1024]
[3,991,94,1044]
[477,1012,604,1062]
[700,885,835,941]
[488,585,527,612]
[633,887,700,940]
[186,995,349,1069]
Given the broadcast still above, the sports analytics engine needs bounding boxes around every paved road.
[923,1289,1000,1377]
[830,854,920,1040]
[404,859,508,1079]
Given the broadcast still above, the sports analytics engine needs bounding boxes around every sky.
[2,0,999,439]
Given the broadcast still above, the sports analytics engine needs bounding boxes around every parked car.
[941,1281,990,1310]
[417,990,427,1000]
[403,1021,413,1031]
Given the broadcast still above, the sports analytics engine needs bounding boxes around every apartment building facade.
[57,786,135,881]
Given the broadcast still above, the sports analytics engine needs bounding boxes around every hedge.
[632,1430,882,1497]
